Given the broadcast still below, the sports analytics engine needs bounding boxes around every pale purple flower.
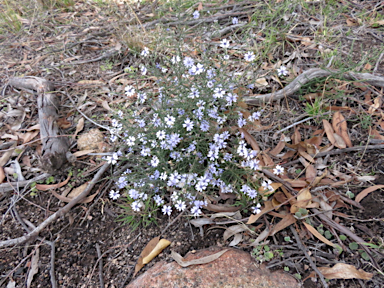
[248,111,261,121]
[183,57,194,67]
[109,190,120,200]
[232,17,239,25]
[140,66,147,75]
[200,120,210,132]
[151,156,160,167]
[137,92,147,103]
[141,47,149,57]
[195,63,204,74]
[167,133,182,149]
[220,38,230,48]
[156,130,166,140]
[244,51,255,62]
[106,153,119,165]
[193,10,200,19]
[251,203,262,214]
[132,201,143,212]
[125,85,135,97]
[183,118,194,131]
[262,179,273,191]
[175,200,186,211]
[162,205,172,216]
[126,136,135,146]
[164,115,176,127]
[154,195,164,206]
[277,66,289,77]
[191,206,202,217]
[273,165,284,175]
[238,117,247,128]
[129,189,140,200]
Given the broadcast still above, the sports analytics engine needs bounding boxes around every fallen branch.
[0,173,51,194]
[0,163,109,248]
[8,77,73,173]
[290,225,329,288]
[282,144,384,167]
[244,68,384,105]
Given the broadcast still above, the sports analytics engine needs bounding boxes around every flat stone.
[127,246,300,288]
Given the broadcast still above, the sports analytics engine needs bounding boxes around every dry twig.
[0,163,109,248]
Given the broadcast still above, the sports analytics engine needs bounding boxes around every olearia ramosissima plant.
[105,38,284,227]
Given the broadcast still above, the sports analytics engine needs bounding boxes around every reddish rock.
[127,246,300,288]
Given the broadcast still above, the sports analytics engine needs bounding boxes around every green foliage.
[346,190,355,199]
[349,242,359,250]
[339,235,347,241]
[324,230,333,240]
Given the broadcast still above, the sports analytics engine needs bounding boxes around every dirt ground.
[1,0,384,287]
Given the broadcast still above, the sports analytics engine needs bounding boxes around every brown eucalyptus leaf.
[238,128,260,152]
[229,233,243,247]
[332,111,352,147]
[356,185,384,203]
[223,224,248,242]
[250,227,270,246]
[134,236,160,277]
[204,203,240,213]
[333,133,346,149]
[269,214,296,236]
[171,249,228,268]
[36,174,71,191]
[303,222,338,248]
[309,263,372,280]
[142,239,171,264]
[269,134,286,156]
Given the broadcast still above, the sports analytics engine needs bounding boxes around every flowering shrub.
[106,44,277,228]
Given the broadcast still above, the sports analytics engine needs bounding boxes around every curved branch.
[243,68,384,105]
[0,163,109,248]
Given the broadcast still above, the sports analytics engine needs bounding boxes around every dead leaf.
[171,249,228,268]
[323,119,335,145]
[255,77,268,87]
[299,157,316,183]
[50,183,97,204]
[197,2,203,10]
[270,134,286,156]
[73,117,85,139]
[229,233,243,247]
[0,142,17,167]
[223,224,248,242]
[247,201,273,224]
[204,203,240,213]
[303,222,338,248]
[250,227,270,246]
[309,263,372,280]
[36,174,71,191]
[355,185,384,203]
[269,214,296,236]
[238,128,260,152]
[73,150,95,157]
[26,248,39,288]
[332,111,352,147]
[291,187,312,213]
[0,167,5,183]
[333,133,346,149]
[134,237,171,276]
